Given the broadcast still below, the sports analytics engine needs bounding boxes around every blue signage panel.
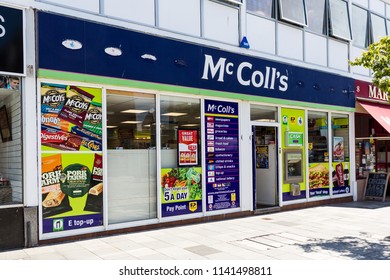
[205,100,240,211]
[38,12,355,108]
[0,5,24,74]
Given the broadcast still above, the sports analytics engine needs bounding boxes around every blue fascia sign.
[38,12,355,108]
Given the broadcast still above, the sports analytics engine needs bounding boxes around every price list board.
[204,100,240,211]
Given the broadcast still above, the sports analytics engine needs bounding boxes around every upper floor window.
[371,13,387,43]
[351,5,369,48]
[351,4,387,48]
[279,0,307,26]
[306,0,326,34]
[328,0,352,41]
[246,0,274,18]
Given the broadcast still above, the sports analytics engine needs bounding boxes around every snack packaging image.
[41,113,71,131]
[71,126,102,151]
[41,154,72,218]
[59,86,94,127]
[83,102,102,136]
[84,154,103,213]
[41,125,83,151]
[41,85,66,114]
[60,163,92,198]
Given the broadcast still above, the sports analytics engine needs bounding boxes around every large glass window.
[331,113,350,194]
[247,0,274,18]
[278,0,307,26]
[106,90,157,224]
[0,75,22,205]
[351,5,369,48]
[306,0,326,34]
[328,0,352,40]
[160,95,202,217]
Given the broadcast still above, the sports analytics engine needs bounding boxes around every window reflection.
[306,0,326,34]
[371,13,387,43]
[247,0,274,18]
[328,0,352,40]
[352,5,369,48]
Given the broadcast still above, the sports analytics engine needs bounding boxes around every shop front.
[354,80,390,200]
[36,11,355,240]
[0,4,26,250]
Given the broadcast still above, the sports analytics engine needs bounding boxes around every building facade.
[0,0,387,249]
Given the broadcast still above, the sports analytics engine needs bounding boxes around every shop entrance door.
[252,126,278,209]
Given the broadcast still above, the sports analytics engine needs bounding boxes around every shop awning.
[358,101,390,134]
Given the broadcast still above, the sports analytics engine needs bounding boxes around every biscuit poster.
[40,84,103,234]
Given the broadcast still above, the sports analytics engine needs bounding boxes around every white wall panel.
[370,0,386,16]
[246,14,275,54]
[351,46,370,76]
[304,33,327,66]
[103,0,155,26]
[159,0,201,36]
[203,1,239,45]
[39,0,100,13]
[277,23,303,60]
[328,39,349,71]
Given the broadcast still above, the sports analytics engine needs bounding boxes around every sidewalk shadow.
[297,234,390,260]
[331,199,390,210]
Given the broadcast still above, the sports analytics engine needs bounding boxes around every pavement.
[1,200,390,260]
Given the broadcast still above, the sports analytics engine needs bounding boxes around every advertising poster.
[308,163,330,197]
[177,129,198,166]
[332,162,350,195]
[40,83,103,233]
[256,145,269,169]
[161,167,202,217]
[204,100,240,211]
[333,136,344,161]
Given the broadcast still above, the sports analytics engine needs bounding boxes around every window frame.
[370,12,388,44]
[328,0,352,41]
[278,0,308,27]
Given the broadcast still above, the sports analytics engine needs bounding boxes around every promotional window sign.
[331,161,350,195]
[308,163,330,197]
[177,129,198,166]
[256,145,269,169]
[41,153,103,233]
[204,99,240,211]
[161,167,202,217]
[333,136,344,162]
[40,83,103,234]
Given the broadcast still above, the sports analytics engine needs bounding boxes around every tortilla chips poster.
[40,83,103,233]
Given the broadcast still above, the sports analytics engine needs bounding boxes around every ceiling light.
[107,125,118,128]
[120,109,148,114]
[121,121,142,124]
[181,124,199,127]
[162,112,187,117]
[105,47,122,56]
[141,54,157,61]
[62,39,82,50]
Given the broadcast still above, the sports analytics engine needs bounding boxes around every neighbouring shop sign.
[204,99,240,211]
[0,5,24,74]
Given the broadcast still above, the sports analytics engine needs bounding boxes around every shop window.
[278,0,307,26]
[106,90,157,224]
[328,0,352,41]
[331,113,350,194]
[308,111,328,163]
[306,0,326,34]
[0,75,22,205]
[160,95,201,217]
[351,5,369,48]
[247,0,274,18]
[250,104,278,122]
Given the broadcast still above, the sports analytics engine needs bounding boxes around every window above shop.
[351,4,388,48]
[279,0,307,26]
[328,0,352,41]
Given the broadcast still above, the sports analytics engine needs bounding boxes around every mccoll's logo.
[201,54,289,92]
